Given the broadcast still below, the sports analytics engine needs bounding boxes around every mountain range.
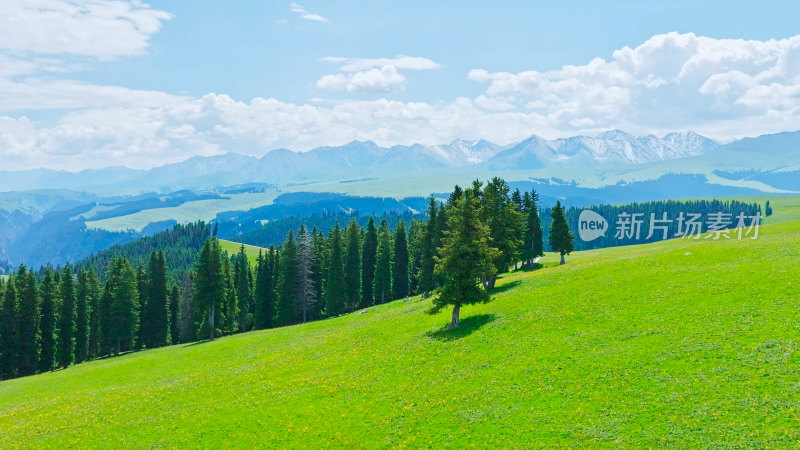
[0,130,724,194]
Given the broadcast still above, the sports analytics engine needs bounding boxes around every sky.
[1,0,799,171]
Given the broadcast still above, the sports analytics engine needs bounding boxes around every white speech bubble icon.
[578,210,608,241]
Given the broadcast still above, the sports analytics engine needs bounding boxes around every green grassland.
[219,239,267,261]
[1,221,798,447]
[85,191,280,232]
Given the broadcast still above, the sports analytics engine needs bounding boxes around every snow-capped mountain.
[488,130,719,169]
[0,131,725,193]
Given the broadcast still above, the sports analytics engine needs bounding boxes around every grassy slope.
[1,223,799,447]
[218,239,267,260]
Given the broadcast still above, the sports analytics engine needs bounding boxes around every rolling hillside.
[0,220,798,447]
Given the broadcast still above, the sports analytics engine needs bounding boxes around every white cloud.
[0,0,172,60]
[321,55,442,72]
[316,55,441,94]
[289,3,328,22]
[468,32,800,135]
[316,66,406,93]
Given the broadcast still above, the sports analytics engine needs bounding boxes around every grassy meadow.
[0,220,798,447]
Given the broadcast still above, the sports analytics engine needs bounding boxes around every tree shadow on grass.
[490,280,521,295]
[426,313,497,341]
[182,338,214,348]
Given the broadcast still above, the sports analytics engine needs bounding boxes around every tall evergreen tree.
[344,220,362,312]
[192,238,225,339]
[392,219,410,299]
[169,285,181,345]
[75,269,96,363]
[233,246,252,332]
[360,217,378,308]
[374,220,393,304]
[480,177,524,289]
[106,257,140,354]
[418,197,438,295]
[324,223,347,317]
[277,231,299,325]
[296,226,317,322]
[407,219,426,295]
[254,249,276,329]
[221,256,238,335]
[38,267,58,370]
[57,265,77,368]
[549,200,575,265]
[0,277,19,379]
[432,187,499,328]
[135,266,149,349]
[521,190,544,267]
[86,268,102,359]
[310,229,327,321]
[142,251,170,348]
[16,266,40,376]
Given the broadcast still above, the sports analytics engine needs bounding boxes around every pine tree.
[392,219,410,299]
[277,231,298,325]
[141,251,169,347]
[56,265,77,368]
[106,257,140,354]
[192,237,225,339]
[374,220,393,304]
[234,246,252,332]
[169,285,181,344]
[407,219,426,295]
[521,190,544,267]
[432,187,499,328]
[135,266,149,349]
[549,200,574,265]
[418,197,438,295]
[360,217,378,307]
[296,226,317,322]
[221,256,238,335]
[86,269,102,359]
[16,266,39,376]
[480,177,524,289]
[0,277,19,379]
[324,223,347,317]
[254,249,276,329]
[344,220,362,312]
[75,269,96,363]
[38,267,58,370]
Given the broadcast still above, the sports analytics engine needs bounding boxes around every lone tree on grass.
[549,201,574,265]
[432,188,499,329]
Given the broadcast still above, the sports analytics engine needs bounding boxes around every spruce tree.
[135,266,149,349]
[344,220,362,311]
[0,277,19,379]
[407,220,426,295]
[480,177,523,289]
[296,226,317,322]
[521,190,544,267]
[549,200,574,265]
[432,187,499,328]
[106,257,140,354]
[418,197,438,295]
[234,246,253,332]
[221,255,238,335]
[254,249,276,329]
[277,231,298,325]
[38,266,59,371]
[57,265,77,368]
[75,269,95,363]
[142,251,169,348]
[192,238,225,339]
[373,220,393,304]
[310,229,327,320]
[169,285,181,344]
[86,268,102,359]
[392,219,410,299]
[324,223,347,317]
[360,217,378,308]
[16,266,40,376]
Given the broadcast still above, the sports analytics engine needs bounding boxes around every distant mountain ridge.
[0,129,788,195]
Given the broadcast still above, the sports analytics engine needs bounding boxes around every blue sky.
[1,1,800,170]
